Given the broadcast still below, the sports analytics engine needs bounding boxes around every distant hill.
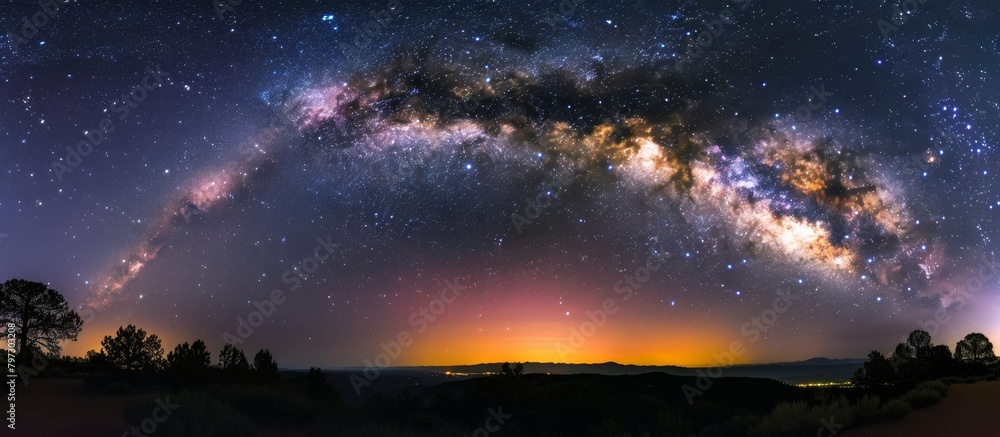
[758,357,867,367]
[362,372,812,434]
[320,357,865,385]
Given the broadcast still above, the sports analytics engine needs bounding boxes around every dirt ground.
[10,378,321,436]
[845,380,1000,437]
[11,378,138,437]
[12,378,1000,436]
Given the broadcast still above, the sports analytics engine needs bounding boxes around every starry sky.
[1,0,998,368]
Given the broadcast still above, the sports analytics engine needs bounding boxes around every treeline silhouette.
[5,279,1000,436]
[853,329,999,389]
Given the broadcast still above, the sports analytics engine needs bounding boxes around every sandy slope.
[845,380,1000,437]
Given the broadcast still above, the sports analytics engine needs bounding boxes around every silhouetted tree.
[852,350,896,388]
[0,279,83,365]
[167,340,212,373]
[252,348,278,380]
[304,367,334,401]
[955,332,998,375]
[101,325,165,372]
[928,344,955,378]
[500,361,524,377]
[85,349,110,371]
[218,343,250,375]
[306,366,342,407]
[907,330,933,358]
[891,330,935,381]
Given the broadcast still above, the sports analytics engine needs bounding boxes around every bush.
[757,395,858,437]
[656,410,693,436]
[592,418,626,437]
[123,390,258,437]
[209,385,326,426]
[938,376,963,385]
[700,415,758,437]
[880,399,911,420]
[916,380,948,397]
[851,394,881,425]
[902,388,942,409]
[756,400,810,436]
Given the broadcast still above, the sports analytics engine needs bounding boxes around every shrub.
[902,388,942,408]
[209,385,325,425]
[333,422,428,437]
[880,399,911,420]
[756,400,810,436]
[700,415,758,437]
[938,376,963,385]
[915,380,948,397]
[851,394,881,425]
[123,390,258,436]
[656,410,693,436]
[592,418,626,437]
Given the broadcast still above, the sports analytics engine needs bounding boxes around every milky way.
[89,55,936,308]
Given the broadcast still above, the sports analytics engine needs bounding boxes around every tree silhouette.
[304,367,333,400]
[852,350,896,388]
[0,279,83,364]
[100,325,165,372]
[907,330,933,358]
[928,344,955,379]
[500,361,524,377]
[167,340,212,373]
[891,330,935,381]
[955,332,998,375]
[218,343,250,375]
[252,348,278,380]
[85,349,110,370]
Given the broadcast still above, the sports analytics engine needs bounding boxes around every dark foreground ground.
[844,380,1000,437]
[11,373,999,436]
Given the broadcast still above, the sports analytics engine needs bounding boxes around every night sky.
[1,0,998,368]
